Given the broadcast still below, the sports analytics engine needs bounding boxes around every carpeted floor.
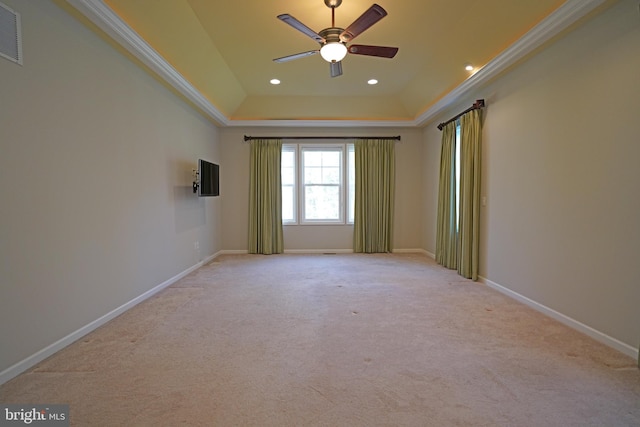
[1,253,639,426]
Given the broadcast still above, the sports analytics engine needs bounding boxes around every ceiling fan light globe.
[320,42,347,63]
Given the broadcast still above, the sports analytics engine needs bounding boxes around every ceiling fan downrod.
[326,0,342,27]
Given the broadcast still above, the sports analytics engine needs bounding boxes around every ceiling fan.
[273,0,398,78]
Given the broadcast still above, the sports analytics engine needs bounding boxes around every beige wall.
[0,0,221,375]
[423,0,640,351]
[220,126,423,252]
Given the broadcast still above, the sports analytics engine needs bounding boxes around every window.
[455,123,461,231]
[282,143,354,225]
[281,146,297,223]
[347,144,355,223]
[302,147,342,222]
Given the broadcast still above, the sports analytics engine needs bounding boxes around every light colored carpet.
[1,253,638,426]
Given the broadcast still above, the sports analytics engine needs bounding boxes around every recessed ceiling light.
[465,64,474,71]
[270,79,281,85]
[368,79,378,85]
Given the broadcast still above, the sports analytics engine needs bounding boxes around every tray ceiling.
[66,0,610,126]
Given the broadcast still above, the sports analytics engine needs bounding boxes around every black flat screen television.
[198,159,219,197]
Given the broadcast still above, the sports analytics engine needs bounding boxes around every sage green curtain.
[435,122,458,268]
[458,109,482,280]
[353,138,395,253]
[248,139,283,254]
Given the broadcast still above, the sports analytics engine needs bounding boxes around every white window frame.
[300,144,344,224]
[282,142,354,226]
[281,144,298,224]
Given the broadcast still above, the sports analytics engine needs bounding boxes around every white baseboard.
[479,275,639,361]
[392,248,435,258]
[218,249,249,255]
[285,249,354,254]
[392,248,436,259]
[220,249,430,255]
[0,253,220,385]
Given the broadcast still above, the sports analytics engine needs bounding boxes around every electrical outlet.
[194,241,199,250]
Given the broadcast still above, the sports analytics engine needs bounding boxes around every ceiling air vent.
[0,1,22,65]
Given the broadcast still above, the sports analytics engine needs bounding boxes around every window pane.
[303,151,322,166]
[282,168,295,185]
[304,167,323,184]
[282,151,295,185]
[323,166,340,184]
[322,151,340,166]
[456,124,461,231]
[282,185,294,222]
[282,150,295,168]
[304,166,341,184]
[348,144,355,223]
[305,185,340,219]
[282,146,296,223]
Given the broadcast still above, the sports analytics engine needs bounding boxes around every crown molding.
[226,119,417,128]
[414,0,607,127]
[66,0,606,129]
[65,0,230,126]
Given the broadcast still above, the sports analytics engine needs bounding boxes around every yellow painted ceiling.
[102,0,568,122]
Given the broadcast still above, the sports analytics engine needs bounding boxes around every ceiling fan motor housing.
[324,0,342,8]
[319,27,344,44]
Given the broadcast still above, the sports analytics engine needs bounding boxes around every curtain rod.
[437,99,485,131]
[243,135,401,142]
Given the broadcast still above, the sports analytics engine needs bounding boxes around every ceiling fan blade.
[340,4,387,43]
[330,61,343,78]
[348,44,398,58]
[277,14,325,43]
[273,50,319,63]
